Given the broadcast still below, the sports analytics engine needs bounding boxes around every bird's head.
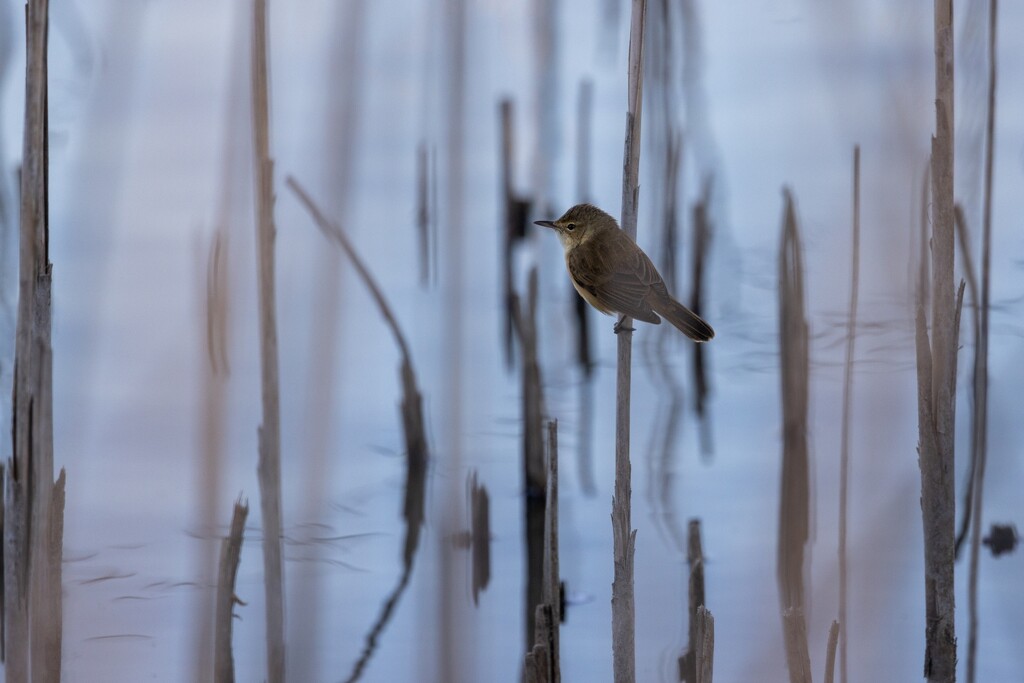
[534,203,617,249]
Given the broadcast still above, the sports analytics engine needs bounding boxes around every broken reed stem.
[916,1,958,679]
[837,146,860,683]
[694,606,714,683]
[250,2,285,680]
[966,2,997,681]
[782,608,813,683]
[287,177,416,366]
[8,1,62,680]
[777,189,810,683]
[289,176,432,683]
[612,2,646,682]
[214,498,249,683]
[824,620,840,683]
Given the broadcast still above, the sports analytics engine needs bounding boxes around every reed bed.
[3,1,1019,681]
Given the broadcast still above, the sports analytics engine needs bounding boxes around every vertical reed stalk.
[7,1,63,680]
[838,146,861,683]
[966,2,997,681]
[916,2,958,679]
[612,2,646,682]
[250,2,285,679]
[777,189,810,683]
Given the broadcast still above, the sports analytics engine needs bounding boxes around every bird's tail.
[651,296,715,342]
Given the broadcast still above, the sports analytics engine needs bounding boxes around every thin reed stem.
[612,2,647,682]
[250,2,285,679]
[838,145,860,683]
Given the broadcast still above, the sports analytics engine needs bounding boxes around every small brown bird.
[535,203,714,342]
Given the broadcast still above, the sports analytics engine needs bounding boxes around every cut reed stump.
[612,2,647,681]
[214,498,249,683]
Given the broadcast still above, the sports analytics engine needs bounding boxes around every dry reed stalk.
[612,3,647,681]
[965,3,997,681]
[194,228,231,679]
[914,2,958,679]
[214,497,249,683]
[287,177,432,682]
[694,606,714,683]
[782,608,812,683]
[249,2,285,679]
[777,189,810,683]
[287,178,429,474]
[524,603,556,683]
[824,620,840,683]
[837,146,860,683]
[7,1,63,679]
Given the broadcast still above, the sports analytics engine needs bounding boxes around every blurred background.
[0,0,1022,680]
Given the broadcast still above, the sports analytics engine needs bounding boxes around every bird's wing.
[568,234,663,324]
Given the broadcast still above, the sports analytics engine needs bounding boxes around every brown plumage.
[535,203,714,342]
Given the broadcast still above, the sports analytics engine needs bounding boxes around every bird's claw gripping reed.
[536,203,715,342]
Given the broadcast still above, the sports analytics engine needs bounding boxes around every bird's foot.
[613,316,635,334]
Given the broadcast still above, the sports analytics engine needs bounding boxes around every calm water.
[1,0,1023,680]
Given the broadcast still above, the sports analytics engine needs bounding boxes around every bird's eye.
[566,223,576,232]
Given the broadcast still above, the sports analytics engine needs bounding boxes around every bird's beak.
[534,220,558,230]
